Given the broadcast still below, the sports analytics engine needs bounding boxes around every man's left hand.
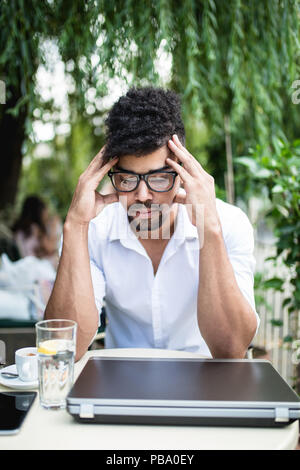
[167,134,221,233]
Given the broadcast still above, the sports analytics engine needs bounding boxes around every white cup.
[15,347,38,382]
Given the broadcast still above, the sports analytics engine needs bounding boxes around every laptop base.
[69,412,297,428]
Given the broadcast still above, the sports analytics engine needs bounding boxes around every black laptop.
[66,357,300,427]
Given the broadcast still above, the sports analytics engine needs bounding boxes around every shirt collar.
[174,202,199,241]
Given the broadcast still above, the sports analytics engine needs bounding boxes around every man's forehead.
[114,147,177,172]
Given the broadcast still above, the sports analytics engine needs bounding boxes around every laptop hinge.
[79,403,95,419]
[275,407,290,422]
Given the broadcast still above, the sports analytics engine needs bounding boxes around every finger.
[172,134,206,174]
[87,157,118,189]
[166,156,194,183]
[86,145,106,172]
[91,156,119,179]
[168,139,199,177]
[172,134,191,156]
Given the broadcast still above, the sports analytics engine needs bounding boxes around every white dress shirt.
[86,198,260,357]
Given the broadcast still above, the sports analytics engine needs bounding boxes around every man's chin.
[128,212,173,239]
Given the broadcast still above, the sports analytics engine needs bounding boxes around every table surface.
[0,348,299,450]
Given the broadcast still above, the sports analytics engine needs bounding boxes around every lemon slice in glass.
[38,339,68,355]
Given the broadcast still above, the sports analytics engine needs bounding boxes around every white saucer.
[0,364,38,390]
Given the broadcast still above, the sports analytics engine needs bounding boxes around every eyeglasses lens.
[112,173,174,192]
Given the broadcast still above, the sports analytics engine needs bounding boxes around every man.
[45,87,259,361]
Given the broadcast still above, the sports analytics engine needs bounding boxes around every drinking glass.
[35,319,77,409]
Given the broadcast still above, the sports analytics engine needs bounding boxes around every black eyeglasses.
[108,166,179,193]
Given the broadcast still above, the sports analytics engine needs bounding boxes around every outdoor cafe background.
[0,1,299,391]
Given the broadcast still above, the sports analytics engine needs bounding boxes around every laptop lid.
[67,357,300,426]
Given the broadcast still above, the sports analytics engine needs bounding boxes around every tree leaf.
[270,319,283,327]
[263,277,284,291]
[283,335,294,343]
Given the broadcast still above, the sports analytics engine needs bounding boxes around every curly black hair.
[102,87,185,164]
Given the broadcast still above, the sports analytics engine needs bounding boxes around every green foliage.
[236,138,300,343]
[18,110,103,221]
[261,277,285,292]
[1,0,300,142]
[254,271,273,314]
[1,0,300,213]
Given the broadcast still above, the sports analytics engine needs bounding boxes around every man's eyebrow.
[114,165,172,173]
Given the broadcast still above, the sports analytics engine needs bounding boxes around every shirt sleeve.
[89,258,106,321]
[224,208,260,337]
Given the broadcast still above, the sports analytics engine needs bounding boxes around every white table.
[0,348,299,450]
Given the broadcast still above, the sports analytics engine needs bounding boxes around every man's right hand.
[66,147,119,226]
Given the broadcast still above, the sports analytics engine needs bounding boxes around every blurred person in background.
[11,195,62,270]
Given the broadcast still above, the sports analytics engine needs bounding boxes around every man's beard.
[127,203,171,240]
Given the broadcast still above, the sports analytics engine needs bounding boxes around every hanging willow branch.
[1,0,300,148]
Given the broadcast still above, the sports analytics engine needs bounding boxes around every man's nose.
[134,179,153,202]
